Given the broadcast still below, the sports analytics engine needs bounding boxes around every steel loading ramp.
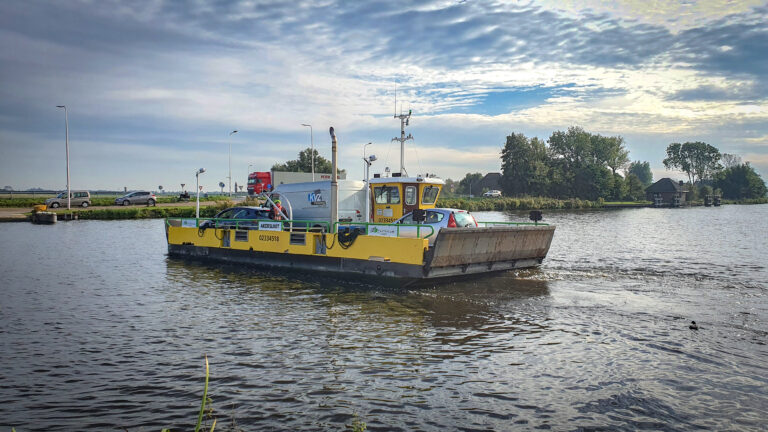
[423,225,556,278]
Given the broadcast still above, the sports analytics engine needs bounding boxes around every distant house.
[471,173,502,193]
[645,178,688,207]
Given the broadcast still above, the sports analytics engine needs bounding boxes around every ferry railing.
[477,221,549,227]
[167,217,547,232]
[165,217,331,232]
[334,221,436,240]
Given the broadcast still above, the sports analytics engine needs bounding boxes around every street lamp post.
[195,168,206,219]
[228,130,238,197]
[363,143,375,223]
[55,105,70,210]
[301,124,314,181]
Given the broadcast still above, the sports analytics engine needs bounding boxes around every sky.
[1,0,767,192]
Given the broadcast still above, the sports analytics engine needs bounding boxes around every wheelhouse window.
[421,186,440,204]
[405,186,417,205]
[374,186,401,204]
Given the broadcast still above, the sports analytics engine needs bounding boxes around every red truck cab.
[247,172,272,195]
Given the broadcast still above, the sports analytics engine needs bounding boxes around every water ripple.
[0,208,767,431]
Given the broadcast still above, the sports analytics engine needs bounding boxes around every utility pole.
[56,105,70,210]
[228,130,238,197]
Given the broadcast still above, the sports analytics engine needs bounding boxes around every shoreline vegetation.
[0,195,231,208]
[1,196,765,222]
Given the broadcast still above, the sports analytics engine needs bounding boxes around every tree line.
[498,127,648,201]
[448,127,766,201]
[271,148,347,177]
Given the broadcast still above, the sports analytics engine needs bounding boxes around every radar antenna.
[392,85,413,176]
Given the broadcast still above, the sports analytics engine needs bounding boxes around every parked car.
[393,208,478,244]
[115,191,156,206]
[483,189,502,198]
[199,206,273,229]
[45,190,91,208]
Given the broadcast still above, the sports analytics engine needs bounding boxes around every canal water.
[0,205,766,431]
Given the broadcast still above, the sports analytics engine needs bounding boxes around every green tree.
[271,148,346,176]
[721,153,742,169]
[500,133,549,196]
[442,178,458,197]
[610,172,628,201]
[594,135,629,175]
[714,162,767,199]
[663,141,722,185]
[627,160,653,186]
[457,172,483,196]
[547,127,616,200]
[624,173,646,201]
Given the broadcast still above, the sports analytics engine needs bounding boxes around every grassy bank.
[722,197,768,205]
[436,196,605,211]
[0,195,232,208]
[55,202,233,220]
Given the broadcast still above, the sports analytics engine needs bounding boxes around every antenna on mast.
[392,89,413,176]
[394,82,397,117]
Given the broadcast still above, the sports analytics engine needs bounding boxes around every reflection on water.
[1,206,767,431]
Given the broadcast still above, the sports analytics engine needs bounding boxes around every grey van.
[45,190,91,208]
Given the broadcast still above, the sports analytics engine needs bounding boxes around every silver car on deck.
[393,208,478,244]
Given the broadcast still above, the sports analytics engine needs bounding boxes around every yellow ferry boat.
[166,112,555,283]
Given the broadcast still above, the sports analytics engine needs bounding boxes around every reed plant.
[436,196,604,211]
[723,197,768,204]
[160,355,216,432]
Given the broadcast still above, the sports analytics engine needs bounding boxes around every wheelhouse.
[369,176,445,223]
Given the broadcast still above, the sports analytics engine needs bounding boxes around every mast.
[392,108,413,176]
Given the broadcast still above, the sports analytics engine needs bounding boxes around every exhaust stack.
[329,127,338,232]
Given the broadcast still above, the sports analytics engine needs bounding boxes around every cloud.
[671,6,768,77]
[670,83,766,101]
[2,0,768,189]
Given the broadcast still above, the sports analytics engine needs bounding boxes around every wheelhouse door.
[402,184,420,216]
[372,184,403,223]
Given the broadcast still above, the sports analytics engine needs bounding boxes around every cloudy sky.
[1,0,767,192]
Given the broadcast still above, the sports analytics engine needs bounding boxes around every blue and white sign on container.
[308,192,326,206]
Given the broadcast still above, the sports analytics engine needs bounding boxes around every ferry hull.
[168,243,426,280]
[166,222,555,283]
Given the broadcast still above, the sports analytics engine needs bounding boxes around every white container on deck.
[274,180,366,223]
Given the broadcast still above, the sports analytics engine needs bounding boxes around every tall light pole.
[301,124,314,181]
[363,142,375,223]
[55,105,70,210]
[228,130,238,197]
[196,168,206,219]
